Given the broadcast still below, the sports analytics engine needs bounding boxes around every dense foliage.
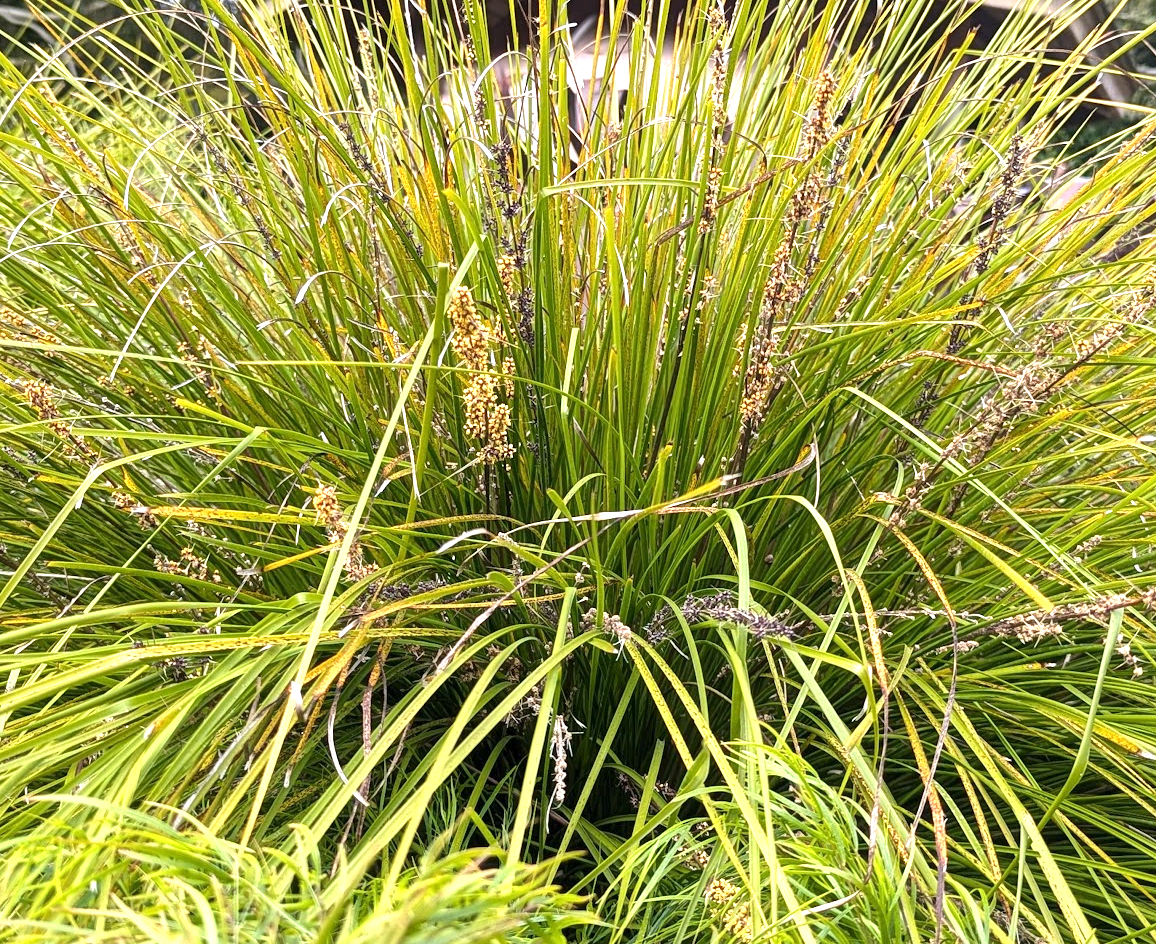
[1,0,1155,940]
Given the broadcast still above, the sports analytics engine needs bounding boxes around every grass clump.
[1,0,1156,940]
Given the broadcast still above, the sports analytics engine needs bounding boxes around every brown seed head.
[313,483,343,531]
[25,380,59,421]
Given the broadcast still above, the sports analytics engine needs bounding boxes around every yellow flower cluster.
[1,306,60,350]
[739,241,792,424]
[448,286,515,463]
[312,483,375,582]
[154,547,219,583]
[705,877,753,942]
[497,254,518,296]
[24,379,97,462]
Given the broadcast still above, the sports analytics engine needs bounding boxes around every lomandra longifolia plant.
[1,0,1155,941]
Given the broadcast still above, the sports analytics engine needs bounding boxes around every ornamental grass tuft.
[1,0,1155,941]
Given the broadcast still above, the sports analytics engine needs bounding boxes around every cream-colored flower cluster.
[449,286,515,463]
